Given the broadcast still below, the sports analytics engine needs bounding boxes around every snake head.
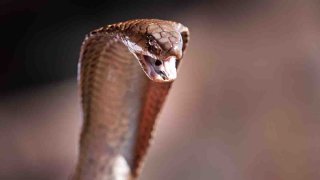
[122,21,185,82]
[139,30,183,82]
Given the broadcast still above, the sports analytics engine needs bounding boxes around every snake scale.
[74,19,190,180]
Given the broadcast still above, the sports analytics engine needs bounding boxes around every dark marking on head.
[146,35,161,55]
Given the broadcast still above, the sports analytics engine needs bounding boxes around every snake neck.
[75,33,173,180]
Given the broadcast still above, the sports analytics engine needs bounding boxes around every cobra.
[74,19,190,180]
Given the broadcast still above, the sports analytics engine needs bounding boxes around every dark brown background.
[1,0,320,179]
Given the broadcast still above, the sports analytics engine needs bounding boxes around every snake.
[73,19,190,180]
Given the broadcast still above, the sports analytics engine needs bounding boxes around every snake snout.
[140,55,177,82]
[168,45,183,60]
[159,71,169,80]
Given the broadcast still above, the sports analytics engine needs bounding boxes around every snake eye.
[155,60,162,66]
[146,35,161,55]
[148,45,161,55]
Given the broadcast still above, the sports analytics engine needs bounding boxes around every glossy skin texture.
[74,19,189,180]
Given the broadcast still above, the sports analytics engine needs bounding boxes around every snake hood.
[76,19,189,180]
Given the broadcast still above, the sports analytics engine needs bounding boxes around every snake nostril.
[155,60,162,66]
[159,71,168,80]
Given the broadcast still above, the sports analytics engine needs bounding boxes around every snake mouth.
[140,55,177,82]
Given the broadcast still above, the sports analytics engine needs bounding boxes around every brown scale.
[74,19,190,180]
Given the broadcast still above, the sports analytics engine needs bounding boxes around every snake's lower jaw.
[141,55,177,83]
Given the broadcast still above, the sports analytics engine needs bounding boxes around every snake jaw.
[140,55,177,82]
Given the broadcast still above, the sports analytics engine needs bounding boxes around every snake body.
[74,19,189,180]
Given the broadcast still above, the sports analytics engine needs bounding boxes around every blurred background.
[1,0,320,179]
